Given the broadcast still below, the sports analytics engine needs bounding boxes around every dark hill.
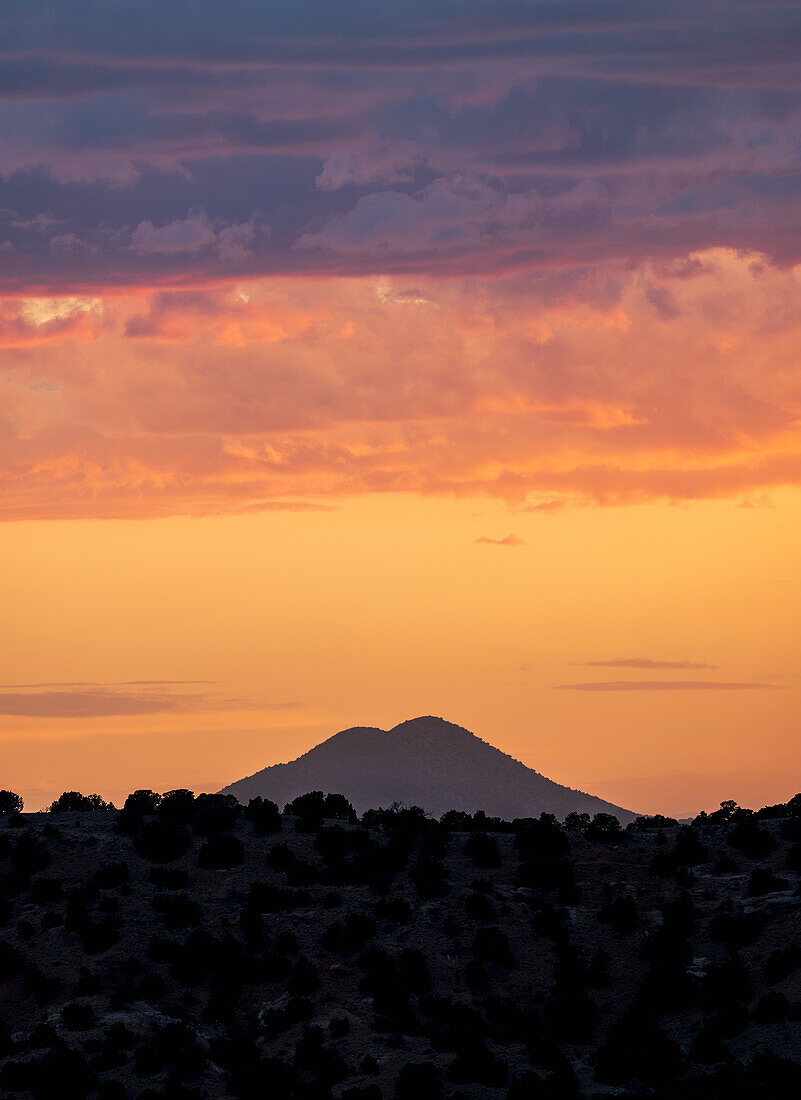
[220,714,637,823]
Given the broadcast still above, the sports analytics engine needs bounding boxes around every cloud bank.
[0,3,800,518]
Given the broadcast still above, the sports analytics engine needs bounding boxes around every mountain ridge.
[220,715,638,824]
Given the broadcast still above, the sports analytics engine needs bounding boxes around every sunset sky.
[1,1,800,816]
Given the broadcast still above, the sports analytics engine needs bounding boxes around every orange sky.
[2,289,800,817]
[2,4,801,820]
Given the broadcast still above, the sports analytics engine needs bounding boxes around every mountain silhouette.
[220,715,637,823]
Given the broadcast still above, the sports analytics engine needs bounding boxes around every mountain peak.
[221,715,637,823]
[389,715,478,739]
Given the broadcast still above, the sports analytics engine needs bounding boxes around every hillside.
[220,716,637,824]
[1,794,801,1098]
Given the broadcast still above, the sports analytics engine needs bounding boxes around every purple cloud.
[0,2,798,288]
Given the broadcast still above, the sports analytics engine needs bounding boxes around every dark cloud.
[0,3,798,286]
[556,680,780,692]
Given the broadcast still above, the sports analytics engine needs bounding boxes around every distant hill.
[220,715,638,823]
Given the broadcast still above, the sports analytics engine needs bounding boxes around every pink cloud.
[1,250,801,519]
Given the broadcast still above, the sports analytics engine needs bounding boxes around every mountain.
[220,715,637,823]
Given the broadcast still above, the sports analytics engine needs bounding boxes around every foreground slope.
[221,715,637,823]
[2,798,801,1098]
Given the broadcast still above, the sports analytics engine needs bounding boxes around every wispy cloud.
[0,685,302,717]
[476,534,525,547]
[556,680,780,692]
[0,680,217,688]
[0,690,193,718]
[575,659,718,670]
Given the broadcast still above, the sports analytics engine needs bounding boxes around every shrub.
[628,813,679,830]
[448,1040,507,1086]
[766,945,801,985]
[153,892,201,929]
[703,957,750,1010]
[288,955,320,996]
[92,861,129,890]
[594,1011,683,1087]
[159,789,196,825]
[464,891,496,922]
[293,1025,348,1084]
[323,793,358,823]
[514,815,569,860]
[122,789,161,815]
[728,820,775,859]
[754,991,790,1023]
[598,895,636,934]
[748,868,789,896]
[267,842,295,870]
[193,792,241,834]
[585,814,624,844]
[286,790,357,830]
[0,938,24,979]
[50,791,111,812]
[198,834,244,869]
[394,1062,442,1100]
[135,822,192,863]
[710,913,760,949]
[464,833,501,868]
[465,959,488,991]
[244,796,281,834]
[150,866,189,889]
[0,791,23,815]
[410,855,448,898]
[30,877,63,904]
[375,897,411,924]
[61,1001,94,1030]
[82,917,120,954]
[472,927,514,968]
[11,832,50,873]
[323,913,377,954]
[274,930,299,955]
[245,881,294,913]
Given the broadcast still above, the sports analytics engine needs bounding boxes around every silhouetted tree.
[394,1062,442,1100]
[598,895,636,933]
[728,819,775,858]
[159,789,196,825]
[464,832,501,868]
[586,813,624,844]
[244,796,281,833]
[0,790,23,815]
[193,792,241,834]
[50,791,112,812]
[628,813,679,830]
[122,789,162,814]
[198,834,244,869]
[135,821,192,863]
